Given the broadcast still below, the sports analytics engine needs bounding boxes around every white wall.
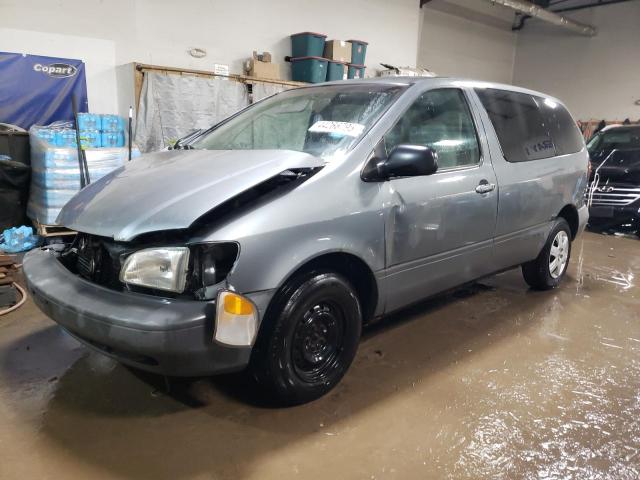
[513,1,640,121]
[3,0,637,122]
[418,0,517,84]
[0,0,420,116]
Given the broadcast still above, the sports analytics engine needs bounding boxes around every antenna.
[128,106,133,161]
[71,96,90,187]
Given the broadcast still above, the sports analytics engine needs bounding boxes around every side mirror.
[380,144,438,179]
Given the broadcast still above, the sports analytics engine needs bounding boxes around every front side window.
[191,84,406,162]
[384,88,480,170]
[476,88,556,162]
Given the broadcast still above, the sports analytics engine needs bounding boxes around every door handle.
[475,182,495,194]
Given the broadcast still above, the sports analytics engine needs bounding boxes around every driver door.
[381,88,498,312]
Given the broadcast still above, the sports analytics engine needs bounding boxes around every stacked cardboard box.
[248,51,281,80]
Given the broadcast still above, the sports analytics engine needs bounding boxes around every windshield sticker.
[308,121,365,138]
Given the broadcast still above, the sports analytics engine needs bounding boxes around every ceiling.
[538,0,635,13]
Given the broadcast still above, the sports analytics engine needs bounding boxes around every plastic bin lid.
[347,39,369,45]
[291,32,327,38]
[348,64,366,68]
[290,56,329,62]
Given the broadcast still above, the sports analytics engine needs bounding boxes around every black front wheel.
[250,272,362,405]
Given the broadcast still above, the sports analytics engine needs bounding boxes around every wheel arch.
[266,251,379,325]
[557,204,579,239]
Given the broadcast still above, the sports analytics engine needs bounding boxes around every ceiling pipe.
[486,0,597,36]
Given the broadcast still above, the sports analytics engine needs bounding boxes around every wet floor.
[0,231,639,479]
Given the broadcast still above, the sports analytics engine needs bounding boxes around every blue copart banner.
[0,52,88,129]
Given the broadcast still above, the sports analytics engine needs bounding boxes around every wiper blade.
[173,143,195,150]
[170,129,203,150]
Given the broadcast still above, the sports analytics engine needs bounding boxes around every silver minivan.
[24,78,589,404]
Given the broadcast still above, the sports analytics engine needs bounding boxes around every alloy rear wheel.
[522,218,572,290]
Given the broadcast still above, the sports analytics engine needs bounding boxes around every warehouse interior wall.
[2,0,638,122]
[513,1,640,121]
[418,0,517,84]
[0,0,420,116]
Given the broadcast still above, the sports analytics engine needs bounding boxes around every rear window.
[475,88,555,162]
[537,98,584,155]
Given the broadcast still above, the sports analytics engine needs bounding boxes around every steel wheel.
[292,301,345,384]
[250,271,361,405]
[549,230,569,279]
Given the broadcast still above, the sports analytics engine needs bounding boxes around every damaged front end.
[56,233,240,301]
[21,150,325,372]
[54,162,322,300]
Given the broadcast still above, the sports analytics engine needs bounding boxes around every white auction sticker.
[308,121,365,137]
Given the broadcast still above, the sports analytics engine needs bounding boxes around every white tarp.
[135,72,250,153]
[251,82,290,103]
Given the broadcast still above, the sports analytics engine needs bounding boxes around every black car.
[587,125,640,235]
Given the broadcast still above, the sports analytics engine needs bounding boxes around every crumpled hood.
[57,149,324,241]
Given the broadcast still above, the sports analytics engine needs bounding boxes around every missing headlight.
[190,242,240,300]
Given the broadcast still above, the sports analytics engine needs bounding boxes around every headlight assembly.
[120,247,190,293]
[119,242,239,298]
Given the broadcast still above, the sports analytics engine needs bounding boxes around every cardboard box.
[379,66,437,77]
[249,59,281,80]
[324,40,352,63]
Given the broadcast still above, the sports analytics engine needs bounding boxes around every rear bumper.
[22,248,268,376]
[577,204,589,236]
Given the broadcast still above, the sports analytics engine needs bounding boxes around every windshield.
[587,127,640,154]
[191,84,406,161]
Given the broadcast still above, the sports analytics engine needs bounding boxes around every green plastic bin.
[347,64,366,80]
[347,39,368,66]
[291,56,328,83]
[290,32,327,58]
[326,60,348,81]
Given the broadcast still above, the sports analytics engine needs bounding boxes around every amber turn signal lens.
[216,291,259,346]
[223,292,254,315]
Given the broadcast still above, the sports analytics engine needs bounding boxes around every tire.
[522,218,572,290]
[250,271,362,405]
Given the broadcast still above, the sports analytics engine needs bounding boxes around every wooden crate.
[33,222,76,238]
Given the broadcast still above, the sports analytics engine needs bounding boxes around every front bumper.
[23,248,269,376]
[588,201,640,230]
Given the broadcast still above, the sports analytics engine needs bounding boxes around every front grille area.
[59,233,132,290]
[588,186,640,207]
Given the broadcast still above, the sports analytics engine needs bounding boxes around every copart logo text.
[33,63,78,78]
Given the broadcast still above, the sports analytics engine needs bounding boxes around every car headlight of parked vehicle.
[120,246,190,293]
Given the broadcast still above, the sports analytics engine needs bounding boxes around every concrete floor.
[0,231,638,479]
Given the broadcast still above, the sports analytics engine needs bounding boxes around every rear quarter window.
[475,88,556,163]
[537,98,584,155]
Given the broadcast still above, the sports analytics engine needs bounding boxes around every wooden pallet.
[33,222,77,238]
